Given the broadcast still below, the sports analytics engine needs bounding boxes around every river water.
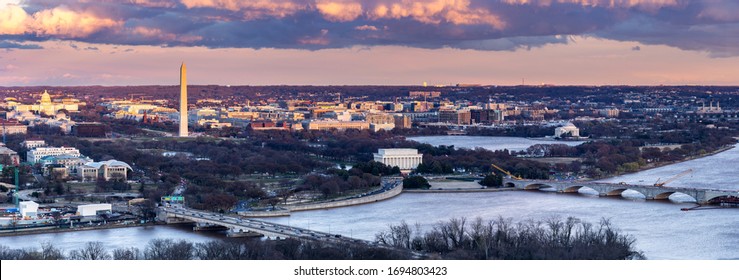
[597,145,739,191]
[1,137,736,260]
[0,224,223,252]
[407,135,584,151]
[263,191,738,260]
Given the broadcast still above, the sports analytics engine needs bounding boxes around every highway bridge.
[504,178,738,204]
[158,207,377,245]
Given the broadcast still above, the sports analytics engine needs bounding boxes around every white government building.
[554,122,580,138]
[27,146,81,163]
[80,160,133,182]
[12,90,79,115]
[373,148,423,170]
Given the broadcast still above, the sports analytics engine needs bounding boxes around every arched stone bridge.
[504,179,738,204]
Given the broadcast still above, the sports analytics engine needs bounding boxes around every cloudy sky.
[1,0,738,86]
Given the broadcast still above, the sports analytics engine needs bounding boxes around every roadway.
[14,189,141,203]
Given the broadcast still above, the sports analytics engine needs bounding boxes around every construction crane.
[654,169,693,187]
[490,163,523,180]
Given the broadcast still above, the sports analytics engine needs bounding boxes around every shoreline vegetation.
[0,220,154,237]
[603,144,734,178]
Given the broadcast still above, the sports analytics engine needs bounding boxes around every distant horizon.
[2,83,739,88]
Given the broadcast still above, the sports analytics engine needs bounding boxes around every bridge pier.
[226,228,261,238]
[193,223,229,231]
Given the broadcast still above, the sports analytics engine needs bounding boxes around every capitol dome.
[40,90,52,104]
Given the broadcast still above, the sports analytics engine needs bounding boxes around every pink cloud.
[369,0,506,29]
[355,24,379,31]
[501,0,679,8]
[0,4,121,38]
[1,0,738,56]
[0,4,29,35]
[317,1,363,22]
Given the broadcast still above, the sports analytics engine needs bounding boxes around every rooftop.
[83,160,133,170]
[376,148,420,156]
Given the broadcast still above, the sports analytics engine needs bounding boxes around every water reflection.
[408,136,583,152]
[0,224,223,252]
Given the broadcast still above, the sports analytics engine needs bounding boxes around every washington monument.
[179,62,188,137]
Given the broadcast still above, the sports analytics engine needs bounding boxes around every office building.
[80,160,132,182]
[27,146,81,163]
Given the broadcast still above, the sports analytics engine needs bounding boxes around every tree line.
[375,217,644,260]
[0,238,409,260]
[520,122,737,178]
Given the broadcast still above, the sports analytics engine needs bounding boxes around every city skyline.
[1,0,739,86]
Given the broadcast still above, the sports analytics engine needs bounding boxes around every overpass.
[158,207,376,245]
[504,178,738,204]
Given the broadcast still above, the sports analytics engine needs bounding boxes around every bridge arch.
[706,195,737,204]
[604,188,628,196]
[524,183,555,190]
[600,188,649,200]
[652,191,698,203]
[653,191,675,200]
[706,193,737,202]
[504,182,516,188]
[562,185,585,193]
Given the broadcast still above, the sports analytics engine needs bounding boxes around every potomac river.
[1,137,737,260]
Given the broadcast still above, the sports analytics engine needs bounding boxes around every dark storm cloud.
[0,40,43,49]
[1,0,737,55]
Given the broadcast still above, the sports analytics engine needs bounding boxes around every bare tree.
[375,221,413,249]
[40,242,65,260]
[68,242,111,260]
[469,217,494,259]
[144,239,194,260]
[0,245,23,260]
[195,241,230,260]
[12,242,66,260]
[439,217,467,249]
[113,247,141,260]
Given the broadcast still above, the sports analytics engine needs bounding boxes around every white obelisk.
[179,63,188,137]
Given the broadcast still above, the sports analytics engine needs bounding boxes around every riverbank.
[594,144,736,181]
[0,221,155,237]
[403,187,519,193]
[238,177,404,217]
